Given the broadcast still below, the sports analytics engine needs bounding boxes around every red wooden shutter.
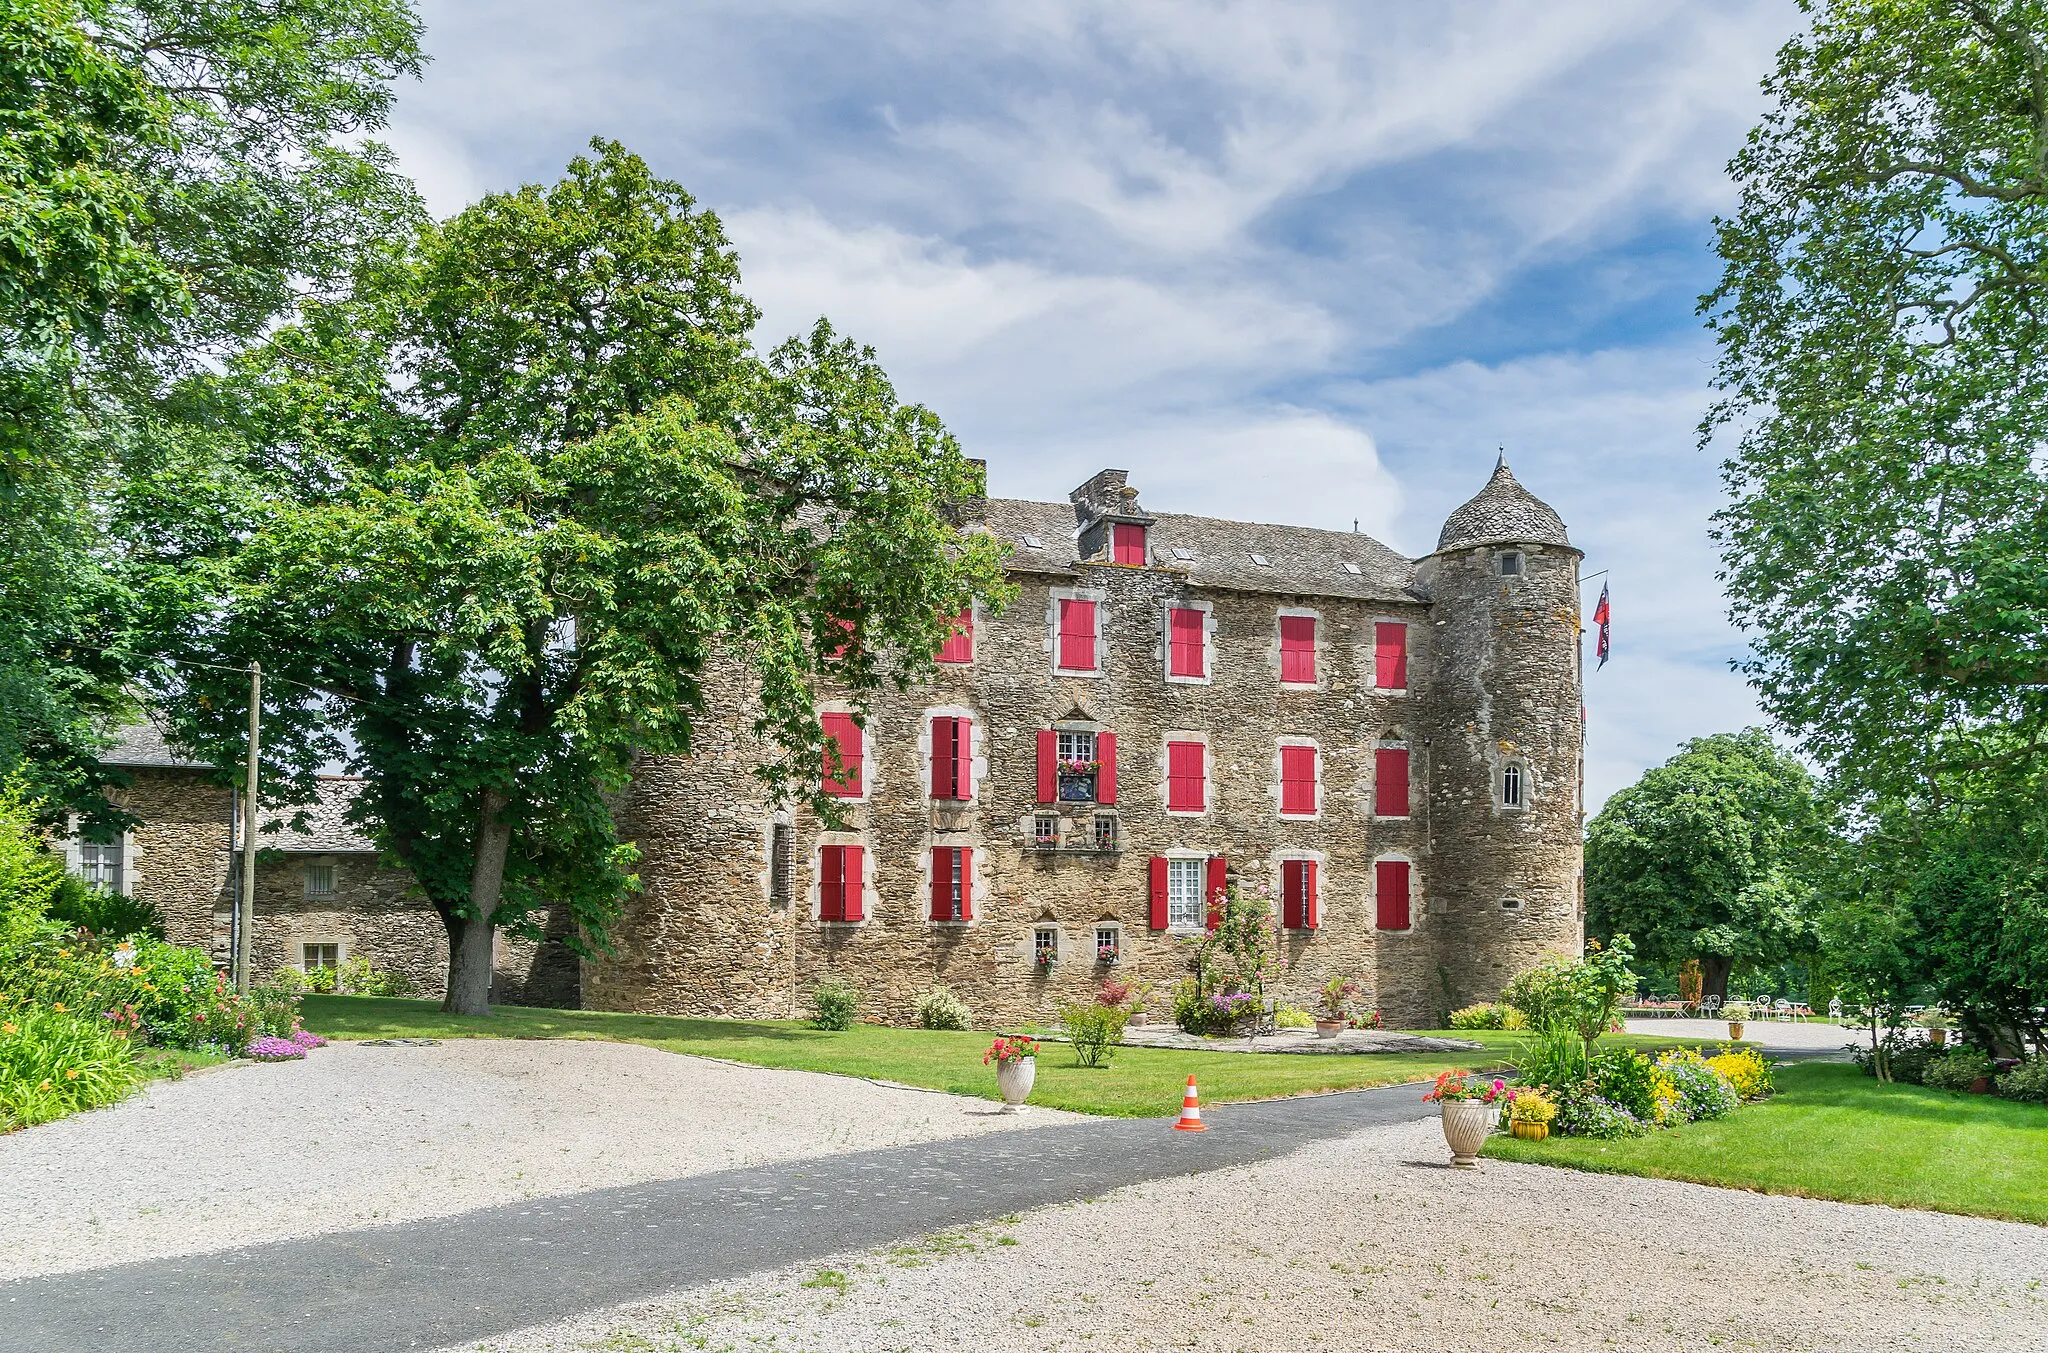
[820,845,844,921]
[1281,860,1305,929]
[1304,860,1319,929]
[1113,523,1146,565]
[1096,730,1117,804]
[937,608,973,663]
[821,713,862,797]
[1036,729,1057,803]
[1169,607,1205,677]
[1375,859,1410,930]
[1374,622,1408,690]
[1057,598,1097,671]
[1375,747,1410,817]
[1205,855,1227,930]
[953,718,972,800]
[930,717,952,800]
[1149,856,1169,929]
[841,845,865,922]
[1167,740,1204,812]
[1280,744,1316,815]
[959,849,973,921]
[929,847,947,921]
[1279,615,1316,683]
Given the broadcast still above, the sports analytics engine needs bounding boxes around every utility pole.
[236,662,261,994]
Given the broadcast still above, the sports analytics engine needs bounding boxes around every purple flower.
[289,1029,327,1049]
[248,1035,307,1062]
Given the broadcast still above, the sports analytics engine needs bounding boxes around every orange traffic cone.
[1172,1073,1207,1131]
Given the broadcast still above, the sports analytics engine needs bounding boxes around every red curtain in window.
[1148,856,1169,929]
[1057,598,1097,671]
[1374,622,1408,690]
[1097,730,1117,804]
[1282,860,1318,929]
[1375,747,1410,817]
[937,608,973,663]
[822,844,865,922]
[821,713,862,797]
[1279,615,1316,684]
[1036,729,1057,803]
[1375,859,1410,931]
[1112,523,1147,565]
[931,716,969,801]
[930,847,971,921]
[1169,607,1205,677]
[1166,740,1205,812]
[1205,855,1227,930]
[1280,744,1317,815]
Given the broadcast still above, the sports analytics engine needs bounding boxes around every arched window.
[1501,761,1525,809]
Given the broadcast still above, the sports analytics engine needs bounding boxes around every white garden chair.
[1827,997,1844,1024]
[1774,998,1793,1022]
[1701,994,1722,1017]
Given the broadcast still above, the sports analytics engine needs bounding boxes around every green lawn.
[1486,1061,2048,1225]
[135,1044,232,1082]
[301,995,1712,1118]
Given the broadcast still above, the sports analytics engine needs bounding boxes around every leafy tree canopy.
[134,140,1012,1013]
[1586,730,1830,1000]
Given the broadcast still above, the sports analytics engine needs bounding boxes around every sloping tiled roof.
[1435,460,1572,553]
[100,721,210,769]
[259,777,376,853]
[982,498,1422,602]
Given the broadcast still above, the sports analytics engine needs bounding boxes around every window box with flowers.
[1057,759,1101,802]
[1095,924,1121,965]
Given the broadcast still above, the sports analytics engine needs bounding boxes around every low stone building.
[591,460,1587,1027]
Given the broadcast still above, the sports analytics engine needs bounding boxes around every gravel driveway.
[459,1117,2048,1353]
[0,1038,1074,1281]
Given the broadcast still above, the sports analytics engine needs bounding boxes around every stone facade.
[591,461,1586,1027]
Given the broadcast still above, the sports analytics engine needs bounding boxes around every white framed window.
[303,863,337,898]
[1501,760,1529,810]
[1093,813,1118,850]
[302,942,341,972]
[1034,927,1060,967]
[1095,923,1122,964]
[1166,858,1206,930]
[1163,600,1213,685]
[1057,729,1096,764]
[78,831,125,893]
[1048,586,1107,676]
[1033,813,1060,846]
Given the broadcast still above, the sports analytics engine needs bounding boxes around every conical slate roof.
[1436,460,1572,553]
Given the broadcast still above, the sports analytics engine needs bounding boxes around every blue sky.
[382,0,1801,810]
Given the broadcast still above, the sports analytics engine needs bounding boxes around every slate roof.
[1435,460,1573,553]
[982,498,1423,603]
[99,721,209,769]
[101,723,376,852]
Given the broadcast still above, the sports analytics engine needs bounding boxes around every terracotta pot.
[1510,1120,1549,1142]
[995,1055,1036,1111]
[1928,1028,1948,1048]
[1315,1020,1345,1039]
[1727,1021,1745,1040]
[1441,1099,1493,1168]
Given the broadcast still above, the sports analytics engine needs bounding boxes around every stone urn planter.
[1929,1028,1948,1048]
[1510,1120,1549,1142]
[996,1055,1036,1112]
[1315,1020,1345,1040]
[1727,1020,1745,1041]
[1440,1099,1494,1168]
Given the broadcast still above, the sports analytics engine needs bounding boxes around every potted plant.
[1916,1008,1951,1048]
[1315,976,1361,1038]
[1507,1087,1555,1142]
[1723,1000,1748,1041]
[1422,1069,1509,1168]
[983,1035,1039,1111]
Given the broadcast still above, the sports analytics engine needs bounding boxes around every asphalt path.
[1,1082,1436,1353]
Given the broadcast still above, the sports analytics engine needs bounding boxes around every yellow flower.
[57,949,70,958]
[65,1069,79,1080]
[51,1002,67,1013]
[1,1022,16,1034]
[38,1080,51,1090]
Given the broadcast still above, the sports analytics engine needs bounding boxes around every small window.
[937,608,973,663]
[1498,551,1525,576]
[1500,898,1524,913]
[1165,858,1206,929]
[1056,597,1098,673]
[1093,814,1118,850]
[303,863,336,898]
[1374,622,1409,690]
[821,712,863,797]
[1034,927,1059,967]
[1249,552,1271,567]
[1166,740,1206,813]
[769,823,792,907]
[1033,814,1060,847]
[1022,533,1043,549]
[1280,744,1318,817]
[78,831,124,893]
[1112,523,1147,565]
[1172,546,1195,561]
[1340,561,1362,575]
[1095,925,1121,964]
[930,846,969,922]
[1375,860,1412,931]
[1168,606,1206,679]
[1279,614,1316,684]
[302,943,339,973]
[819,844,864,922]
[1056,730,1098,801]
[1502,762,1526,809]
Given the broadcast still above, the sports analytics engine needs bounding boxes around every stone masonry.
[591,460,1586,1027]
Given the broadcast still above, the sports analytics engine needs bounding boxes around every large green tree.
[135,141,1011,1013]
[0,0,424,820]
[1586,730,1830,1002]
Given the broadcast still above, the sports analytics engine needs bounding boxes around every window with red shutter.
[930,716,970,801]
[1374,622,1408,690]
[821,713,862,797]
[1205,855,1227,930]
[930,846,970,922]
[1057,598,1098,672]
[841,845,865,921]
[821,844,864,922]
[1149,856,1170,929]
[1375,859,1411,930]
[1168,606,1205,678]
[1280,744,1317,816]
[1279,614,1316,684]
[1166,740,1205,812]
[1282,859,1318,929]
[937,608,973,663]
[1097,730,1117,804]
[1375,746,1410,817]
[1112,523,1147,565]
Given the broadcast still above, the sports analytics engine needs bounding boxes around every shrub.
[1707,1043,1775,1100]
[914,985,972,1031]
[247,970,308,1039]
[45,883,165,941]
[1059,1001,1131,1068]
[1549,1082,1648,1138]
[1172,977,1243,1035]
[1852,1033,1939,1085]
[289,1029,327,1050]
[1502,958,1575,1033]
[1995,1056,2048,1104]
[1448,1002,1524,1030]
[305,965,338,994]
[333,955,412,997]
[810,980,860,1031]
[1515,1022,1588,1088]
[1275,1006,1315,1029]
[1650,1049,1739,1124]
[1590,1046,1657,1121]
[0,1005,143,1129]
[1922,1049,1994,1093]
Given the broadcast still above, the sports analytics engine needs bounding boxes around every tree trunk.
[443,788,513,1017]
[1698,954,1734,1005]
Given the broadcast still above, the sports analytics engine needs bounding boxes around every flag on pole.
[1592,584,1611,669]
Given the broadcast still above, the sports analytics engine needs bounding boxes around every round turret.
[1436,459,1572,553]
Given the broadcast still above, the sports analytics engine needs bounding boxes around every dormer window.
[1112,523,1147,565]
[1497,550,1525,577]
